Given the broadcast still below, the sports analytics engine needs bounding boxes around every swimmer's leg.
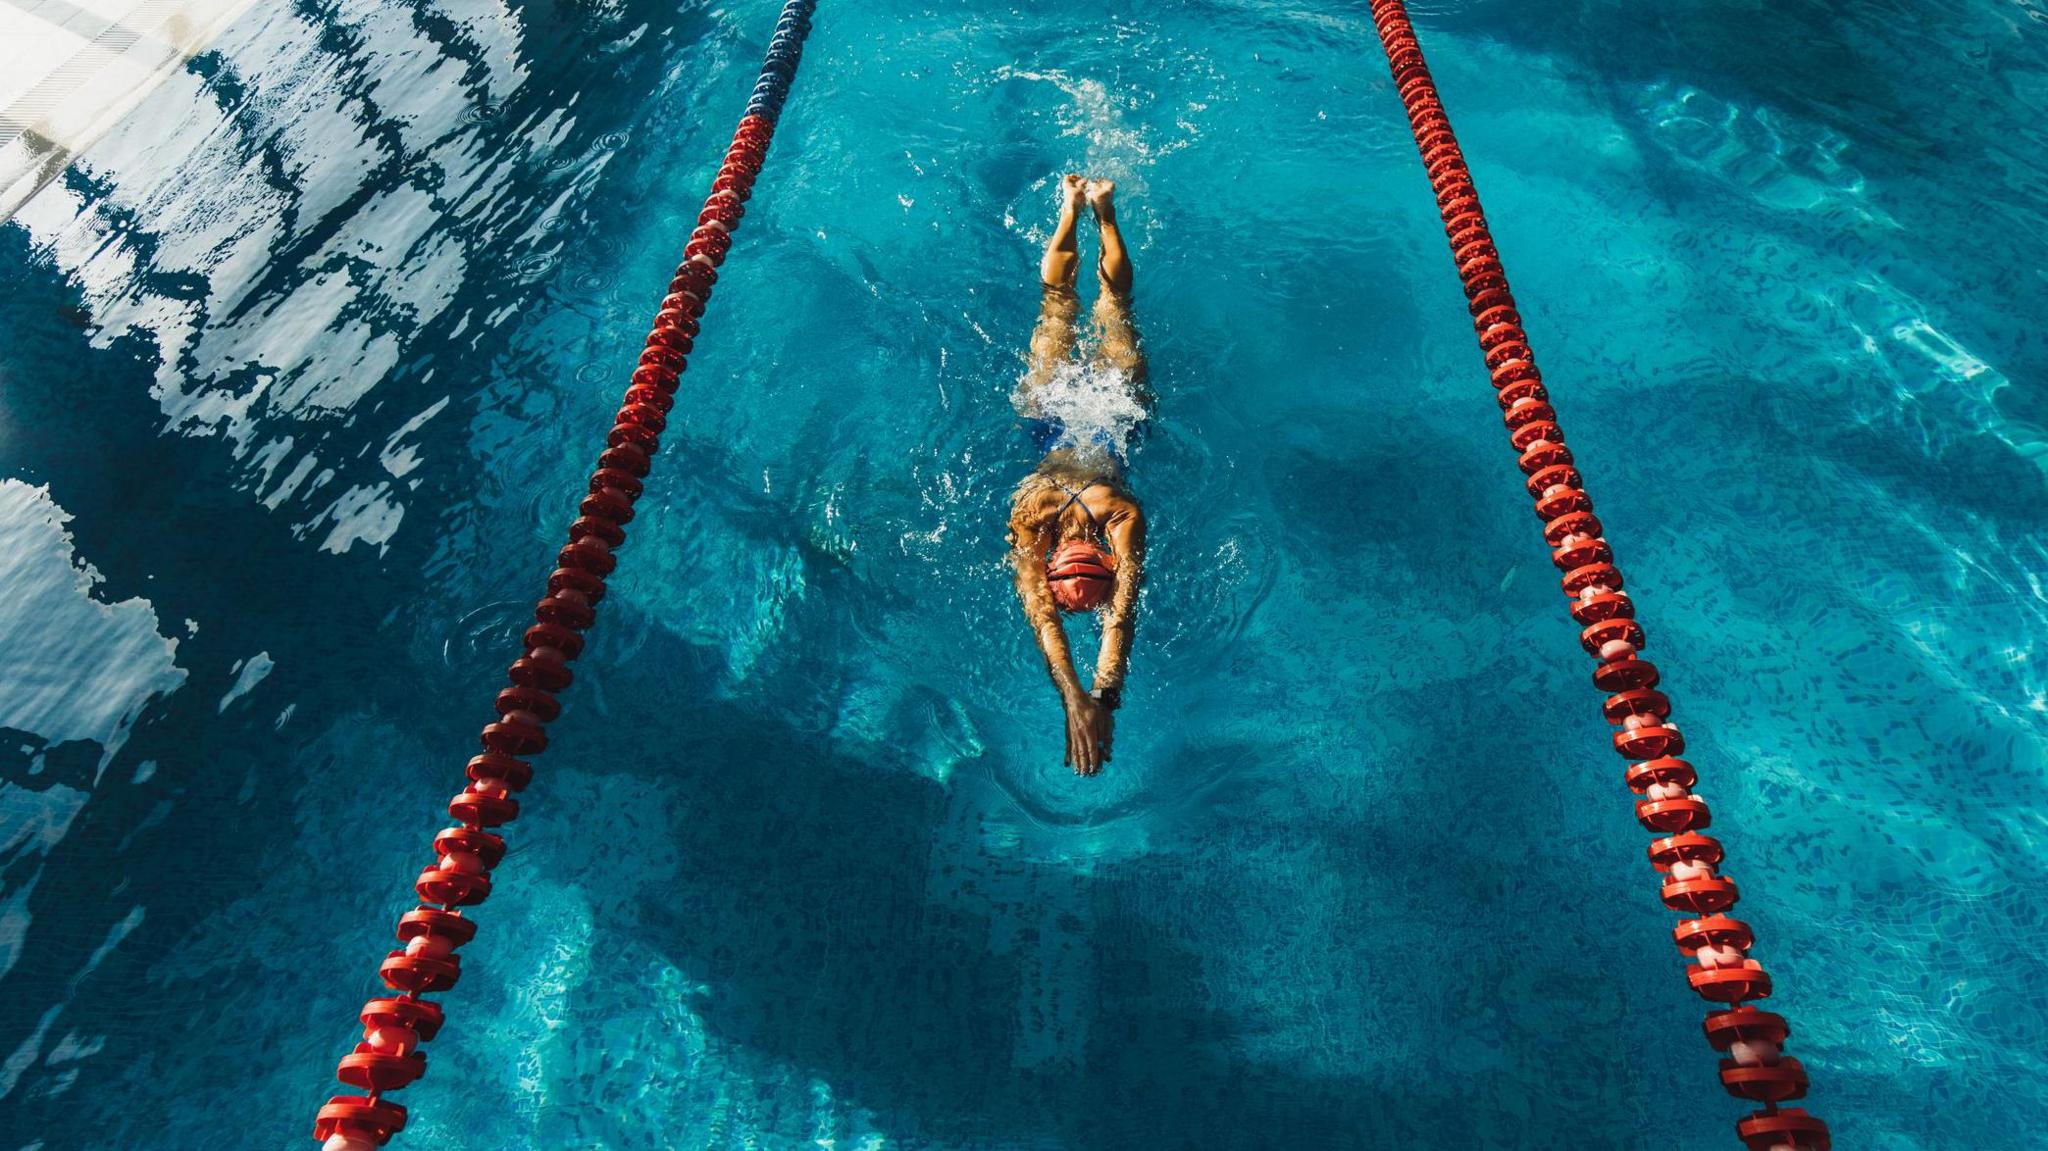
[1041,173,1085,290]
[1020,175,1087,412]
[1085,180,1149,397]
[1087,179,1132,297]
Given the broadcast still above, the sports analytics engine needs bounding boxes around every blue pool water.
[3,0,2046,1146]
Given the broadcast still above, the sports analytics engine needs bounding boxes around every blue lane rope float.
[1366,3,1831,1149]
[309,2,817,1145]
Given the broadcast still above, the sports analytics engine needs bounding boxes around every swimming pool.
[3,0,2045,1145]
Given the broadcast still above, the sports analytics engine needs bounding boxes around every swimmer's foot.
[1085,178,1116,222]
[1061,172,1087,214]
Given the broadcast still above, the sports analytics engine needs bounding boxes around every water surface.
[2,0,2045,1147]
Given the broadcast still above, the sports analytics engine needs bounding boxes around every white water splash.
[1015,358,1150,468]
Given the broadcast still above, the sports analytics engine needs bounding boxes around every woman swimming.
[1008,175,1149,776]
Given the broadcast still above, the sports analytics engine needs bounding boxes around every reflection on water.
[2,0,2048,1147]
[0,480,185,1096]
[12,0,599,555]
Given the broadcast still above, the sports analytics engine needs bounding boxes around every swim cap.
[1048,539,1116,612]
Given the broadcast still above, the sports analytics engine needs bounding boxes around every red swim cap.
[1048,539,1116,612]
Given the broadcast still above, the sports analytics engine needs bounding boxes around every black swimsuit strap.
[1044,478,1120,567]
[1052,478,1104,531]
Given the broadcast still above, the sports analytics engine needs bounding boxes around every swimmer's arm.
[1011,515,1087,703]
[1092,502,1147,700]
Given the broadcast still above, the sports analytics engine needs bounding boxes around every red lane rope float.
[310,2,817,1146]
[1364,5,1830,1150]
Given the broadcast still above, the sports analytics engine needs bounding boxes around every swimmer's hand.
[1063,692,1114,776]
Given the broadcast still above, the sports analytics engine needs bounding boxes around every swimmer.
[1008,175,1150,776]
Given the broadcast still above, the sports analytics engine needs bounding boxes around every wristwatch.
[1090,684,1122,711]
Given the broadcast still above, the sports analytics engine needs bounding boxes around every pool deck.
[0,0,262,221]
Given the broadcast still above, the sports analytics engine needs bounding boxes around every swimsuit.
[1041,474,1119,554]
[1025,415,1131,461]
[1051,476,1105,530]
[1022,397,1151,473]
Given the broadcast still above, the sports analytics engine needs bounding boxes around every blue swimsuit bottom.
[1024,416,1146,462]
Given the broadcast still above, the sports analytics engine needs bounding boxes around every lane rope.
[309,2,818,1145]
[1364,4,1831,1149]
